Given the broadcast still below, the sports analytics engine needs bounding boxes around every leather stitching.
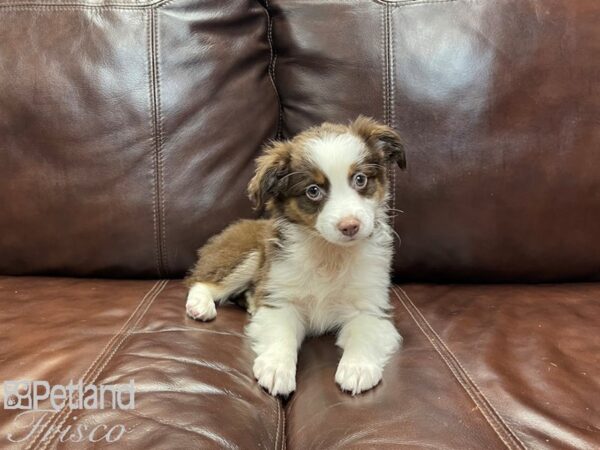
[393,287,527,450]
[262,0,284,140]
[375,0,459,6]
[25,280,166,449]
[274,397,281,450]
[382,3,399,238]
[37,280,169,449]
[147,10,162,278]
[387,4,397,232]
[154,8,169,276]
[280,402,286,450]
[0,0,179,10]
[148,8,167,277]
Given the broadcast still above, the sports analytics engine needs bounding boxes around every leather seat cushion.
[0,277,283,449]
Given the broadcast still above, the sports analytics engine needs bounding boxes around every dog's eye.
[352,172,368,189]
[305,185,323,201]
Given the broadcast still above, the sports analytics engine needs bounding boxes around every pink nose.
[337,218,361,237]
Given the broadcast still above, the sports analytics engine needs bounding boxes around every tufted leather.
[0,0,278,278]
[1,278,598,448]
[0,277,284,449]
[270,0,600,282]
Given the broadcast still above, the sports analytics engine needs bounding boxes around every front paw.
[253,353,296,397]
[186,287,216,321]
[335,359,383,395]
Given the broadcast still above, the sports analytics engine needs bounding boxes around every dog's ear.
[248,140,291,213]
[351,115,406,170]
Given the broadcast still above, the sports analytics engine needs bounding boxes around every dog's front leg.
[335,314,402,395]
[246,306,305,396]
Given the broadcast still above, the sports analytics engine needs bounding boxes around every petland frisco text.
[3,380,135,444]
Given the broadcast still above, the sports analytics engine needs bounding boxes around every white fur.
[186,251,260,320]
[246,132,401,396]
[335,315,402,394]
[186,283,217,321]
[247,220,401,396]
[307,133,376,244]
[246,306,305,396]
[192,131,402,396]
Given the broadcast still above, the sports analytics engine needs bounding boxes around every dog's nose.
[338,218,360,237]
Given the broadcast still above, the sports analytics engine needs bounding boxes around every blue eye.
[306,185,323,201]
[353,172,368,189]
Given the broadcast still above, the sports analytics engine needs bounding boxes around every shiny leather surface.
[1,0,599,448]
[0,0,278,278]
[271,0,600,282]
[1,278,598,448]
[0,277,283,449]
[286,284,600,450]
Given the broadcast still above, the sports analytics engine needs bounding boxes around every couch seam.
[281,401,286,450]
[146,9,162,278]
[154,7,169,276]
[274,397,281,450]
[0,0,179,10]
[392,287,527,450]
[261,0,284,140]
[37,280,169,449]
[388,4,397,232]
[24,280,166,449]
[148,7,168,277]
[376,0,459,6]
[382,3,398,235]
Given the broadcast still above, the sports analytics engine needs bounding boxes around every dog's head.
[248,116,406,245]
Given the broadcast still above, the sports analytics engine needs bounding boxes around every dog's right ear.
[248,141,291,214]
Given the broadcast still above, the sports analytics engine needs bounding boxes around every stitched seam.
[388,4,397,232]
[146,10,162,278]
[381,5,388,128]
[393,287,527,450]
[382,3,398,236]
[274,398,280,450]
[26,280,164,449]
[39,280,169,449]
[154,8,169,276]
[375,0,460,6]
[261,0,284,140]
[148,8,167,277]
[281,402,286,450]
[0,0,178,10]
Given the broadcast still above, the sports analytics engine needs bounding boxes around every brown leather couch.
[1,0,598,448]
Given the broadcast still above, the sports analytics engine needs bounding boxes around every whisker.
[279,171,304,182]
[361,164,386,170]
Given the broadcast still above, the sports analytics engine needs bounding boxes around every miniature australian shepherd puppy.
[185,116,406,396]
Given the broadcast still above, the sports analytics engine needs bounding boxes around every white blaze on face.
[307,132,377,245]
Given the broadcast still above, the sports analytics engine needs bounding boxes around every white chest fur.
[263,223,394,334]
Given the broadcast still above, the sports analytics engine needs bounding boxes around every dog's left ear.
[351,116,406,170]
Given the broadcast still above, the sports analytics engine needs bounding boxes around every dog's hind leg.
[186,250,261,321]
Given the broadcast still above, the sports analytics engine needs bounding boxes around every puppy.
[185,116,405,396]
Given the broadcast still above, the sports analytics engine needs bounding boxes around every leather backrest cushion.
[271,0,600,282]
[0,0,278,277]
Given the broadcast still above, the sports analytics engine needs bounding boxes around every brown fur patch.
[350,116,406,169]
[349,157,387,200]
[185,219,286,312]
[185,219,270,287]
[191,117,404,312]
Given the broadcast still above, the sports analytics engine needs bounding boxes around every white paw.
[186,285,217,321]
[335,359,383,395]
[253,353,296,397]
